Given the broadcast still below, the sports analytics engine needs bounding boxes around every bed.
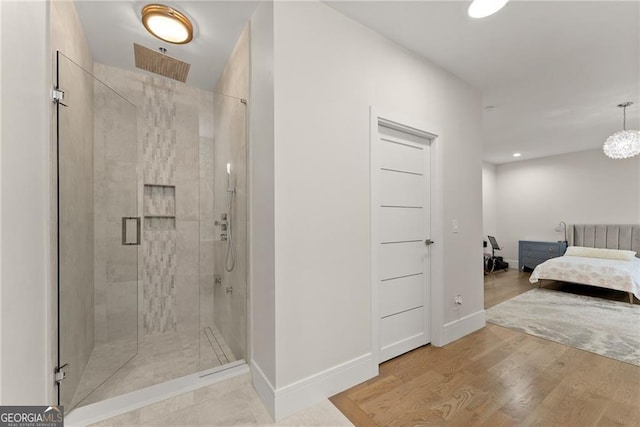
[529,224,640,303]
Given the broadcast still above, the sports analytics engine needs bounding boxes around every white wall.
[262,1,483,417]
[482,162,497,253]
[495,149,640,262]
[248,0,277,412]
[0,0,3,405]
[0,0,51,404]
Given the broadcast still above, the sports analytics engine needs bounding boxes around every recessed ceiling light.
[141,4,193,45]
[468,0,510,19]
[513,153,522,158]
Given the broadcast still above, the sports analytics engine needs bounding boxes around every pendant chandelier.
[603,102,640,159]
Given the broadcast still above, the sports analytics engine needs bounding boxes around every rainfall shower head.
[226,163,236,194]
[133,43,190,83]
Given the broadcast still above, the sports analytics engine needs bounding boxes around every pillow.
[565,246,637,261]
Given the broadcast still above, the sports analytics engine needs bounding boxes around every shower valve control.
[215,214,228,226]
[218,213,229,241]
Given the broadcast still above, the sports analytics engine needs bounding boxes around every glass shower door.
[56,52,138,410]
[199,92,248,371]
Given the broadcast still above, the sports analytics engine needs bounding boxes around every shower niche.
[144,185,176,217]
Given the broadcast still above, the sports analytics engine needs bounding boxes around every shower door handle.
[122,217,141,246]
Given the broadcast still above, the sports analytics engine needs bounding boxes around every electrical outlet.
[455,295,463,305]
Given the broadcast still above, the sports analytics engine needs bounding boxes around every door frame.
[370,107,444,369]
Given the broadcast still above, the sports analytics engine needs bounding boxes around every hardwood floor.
[331,270,640,426]
[484,270,532,309]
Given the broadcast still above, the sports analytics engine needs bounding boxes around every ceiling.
[76,1,639,164]
[328,0,640,164]
[75,0,259,91]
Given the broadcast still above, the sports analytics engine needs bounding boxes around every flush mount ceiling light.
[603,102,640,159]
[468,0,510,18]
[141,4,193,45]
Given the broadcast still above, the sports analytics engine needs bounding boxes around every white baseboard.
[504,258,518,269]
[380,332,427,363]
[252,353,375,421]
[442,310,486,345]
[250,360,276,420]
[274,353,374,420]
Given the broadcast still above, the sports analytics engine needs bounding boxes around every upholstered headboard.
[569,224,640,257]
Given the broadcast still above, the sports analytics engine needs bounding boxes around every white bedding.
[529,255,640,299]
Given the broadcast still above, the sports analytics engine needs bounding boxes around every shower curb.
[65,360,248,426]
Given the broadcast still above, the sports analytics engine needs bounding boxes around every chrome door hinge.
[52,88,67,106]
[54,363,68,385]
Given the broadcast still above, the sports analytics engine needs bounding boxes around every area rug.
[486,288,640,366]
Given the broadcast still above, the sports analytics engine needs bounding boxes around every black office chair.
[485,236,509,273]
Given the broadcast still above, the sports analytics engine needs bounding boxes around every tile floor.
[89,373,353,426]
[73,326,235,409]
[201,326,236,367]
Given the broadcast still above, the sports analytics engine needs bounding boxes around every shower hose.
[225,187,236,272]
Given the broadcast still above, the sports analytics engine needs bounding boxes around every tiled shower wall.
[213,26,250,360]
[93,63,215,342]
[199,91,216,339]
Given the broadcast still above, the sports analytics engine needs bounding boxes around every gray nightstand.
[518,240,567,271]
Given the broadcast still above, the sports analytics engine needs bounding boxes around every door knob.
[425,239,434,246]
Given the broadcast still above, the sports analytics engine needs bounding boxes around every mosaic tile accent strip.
[143,218,177,334]
[141,76,178,336]
[144,185,176,217]
[142,77,176,185]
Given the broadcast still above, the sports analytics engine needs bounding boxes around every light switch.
[452,219,459,233]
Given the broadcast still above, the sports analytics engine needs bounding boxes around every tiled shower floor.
[71,325,236,409]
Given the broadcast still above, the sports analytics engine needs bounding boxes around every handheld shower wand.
[225,163,236,272]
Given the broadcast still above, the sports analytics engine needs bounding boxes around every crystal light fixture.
[603,102,640,159]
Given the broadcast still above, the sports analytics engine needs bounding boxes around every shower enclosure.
[55,50,248,411]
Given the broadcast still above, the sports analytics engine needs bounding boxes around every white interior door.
[375,124,431,363]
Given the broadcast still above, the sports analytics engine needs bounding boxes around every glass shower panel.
[199,93,248,370]
[57,52,138,409]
